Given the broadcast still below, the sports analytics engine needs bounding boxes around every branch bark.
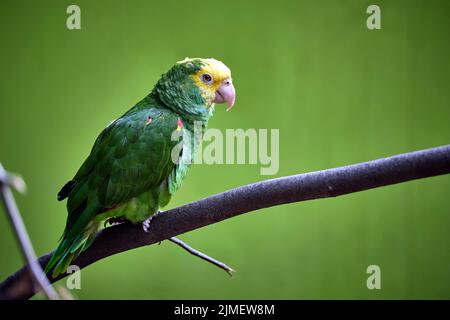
[1,145,449,300]
[0,164,59,300]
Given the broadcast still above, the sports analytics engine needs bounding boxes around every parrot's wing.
[57,120,116,202]
[63,107,180,235]
[46,107,181,277]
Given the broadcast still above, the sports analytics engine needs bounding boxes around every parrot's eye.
[201,73,213,85]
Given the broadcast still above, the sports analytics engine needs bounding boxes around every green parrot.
[45,58,236,278]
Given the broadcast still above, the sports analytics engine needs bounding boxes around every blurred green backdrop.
[1,0,450,299]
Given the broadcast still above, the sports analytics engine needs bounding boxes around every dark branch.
[1,145,449,300]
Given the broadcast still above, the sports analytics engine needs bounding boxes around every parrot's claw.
[142,211,161,233]
[104,216,127,227]
[142,216,153,233]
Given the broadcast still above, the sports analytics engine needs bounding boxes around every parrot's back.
[45,101,185,277]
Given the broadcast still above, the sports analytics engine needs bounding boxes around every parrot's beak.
[214,79,236,111]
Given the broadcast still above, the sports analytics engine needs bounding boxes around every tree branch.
[1,145,449,300]
[0,163,59,300]
[169,237,235,276]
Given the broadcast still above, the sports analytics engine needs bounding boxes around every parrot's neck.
[145,94,212,129]
[148,77,213,124]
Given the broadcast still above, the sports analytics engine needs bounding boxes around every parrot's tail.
[44,221,99,279]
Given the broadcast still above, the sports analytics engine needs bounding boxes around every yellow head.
[178,57,236,111]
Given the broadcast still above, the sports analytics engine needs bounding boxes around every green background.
[1,0,449,299]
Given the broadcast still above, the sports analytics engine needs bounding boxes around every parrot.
[44,58,236,278]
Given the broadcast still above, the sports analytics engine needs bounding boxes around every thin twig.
[1,145,450,300]
[0,163,59,300]
[105,220,235,274]
[169,237,235,276]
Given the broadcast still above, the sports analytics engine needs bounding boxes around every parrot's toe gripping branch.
[142,217,153,233]
[142,211,162,233]
[104,216,128,227]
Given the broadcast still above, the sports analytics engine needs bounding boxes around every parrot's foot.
[104,216,127,227]
[142,217,153,233]
[142,211,161,233]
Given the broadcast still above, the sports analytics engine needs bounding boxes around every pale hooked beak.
[213,79,236,111]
